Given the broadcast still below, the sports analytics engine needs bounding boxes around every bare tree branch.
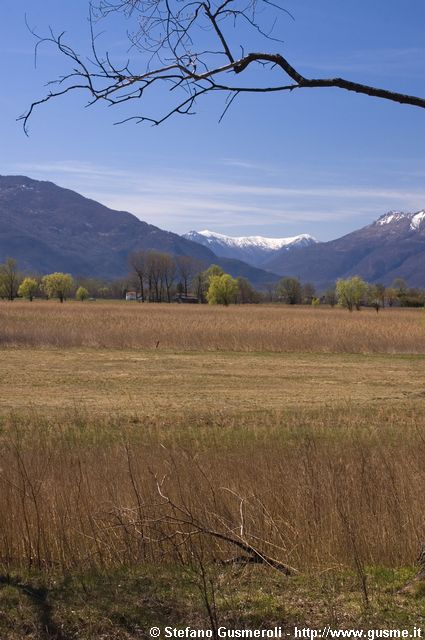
[20,1,425,133]
[154,474,296,575]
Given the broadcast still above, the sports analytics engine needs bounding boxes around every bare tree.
[302,282,316,305]
[160,252,177,302]
[140,250,177,301]
[21,1,425,133]
[263,281,277,303]
[176,255,200,296]
[236,276,259,304]
[0,258,21,301]
[276,276,302,305]
[146,250,162,301]
[129,250,147,301]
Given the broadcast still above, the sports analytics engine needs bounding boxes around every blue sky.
[1,0,425,241]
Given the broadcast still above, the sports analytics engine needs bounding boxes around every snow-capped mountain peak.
[183,229,318,268]
[375,209,425,231]
[196,229,316,250]
[375,211,406,226]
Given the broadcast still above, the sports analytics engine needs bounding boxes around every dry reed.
[1,406,424,575]
[0,301,424,353]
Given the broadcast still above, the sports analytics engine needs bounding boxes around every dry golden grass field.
[1,300,425,352]
[1,301,425,638]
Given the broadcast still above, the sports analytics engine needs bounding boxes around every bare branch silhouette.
[20,1,425,134]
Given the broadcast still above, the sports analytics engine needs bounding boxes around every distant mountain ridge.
[0,175,280,286]
[183,229,317,267]
[2,175,424,290]
[264,208,425,289]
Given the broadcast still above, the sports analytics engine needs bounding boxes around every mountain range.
[1,174,425,290]
[0,175,279,286]
[260,210,425,289]
[184,211,425,289]
[183,230,317,267]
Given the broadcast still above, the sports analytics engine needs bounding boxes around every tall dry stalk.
[0,408,424,575]
[0,301,424,353]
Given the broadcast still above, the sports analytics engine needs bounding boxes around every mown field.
[1,301,425,638]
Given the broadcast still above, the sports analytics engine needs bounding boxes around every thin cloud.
[15,161,130,180]
[220,158,277,172]
[14,161,425,203]
[9,160,425,236]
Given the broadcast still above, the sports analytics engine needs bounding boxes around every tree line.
[128,251,261,304]
[264,275,425,310]
[1,254,424,309]
[0,258,101,303]
[0,254,260,305]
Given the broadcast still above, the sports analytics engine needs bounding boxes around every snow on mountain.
[375,211,406,225]
[183,229,317,268]
[375,209,425,230]
[197,229,315,250]
[264,206,425,289]
[410,210,425,230]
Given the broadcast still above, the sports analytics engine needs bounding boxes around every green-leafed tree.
[336,276,368,312]
[194,264,225,303]
[204,265,225,281]
[207,274,238,306]
[98,286,110,298]
[42,273,74,303]
[76,286,89,301]
[18,277,39,302]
